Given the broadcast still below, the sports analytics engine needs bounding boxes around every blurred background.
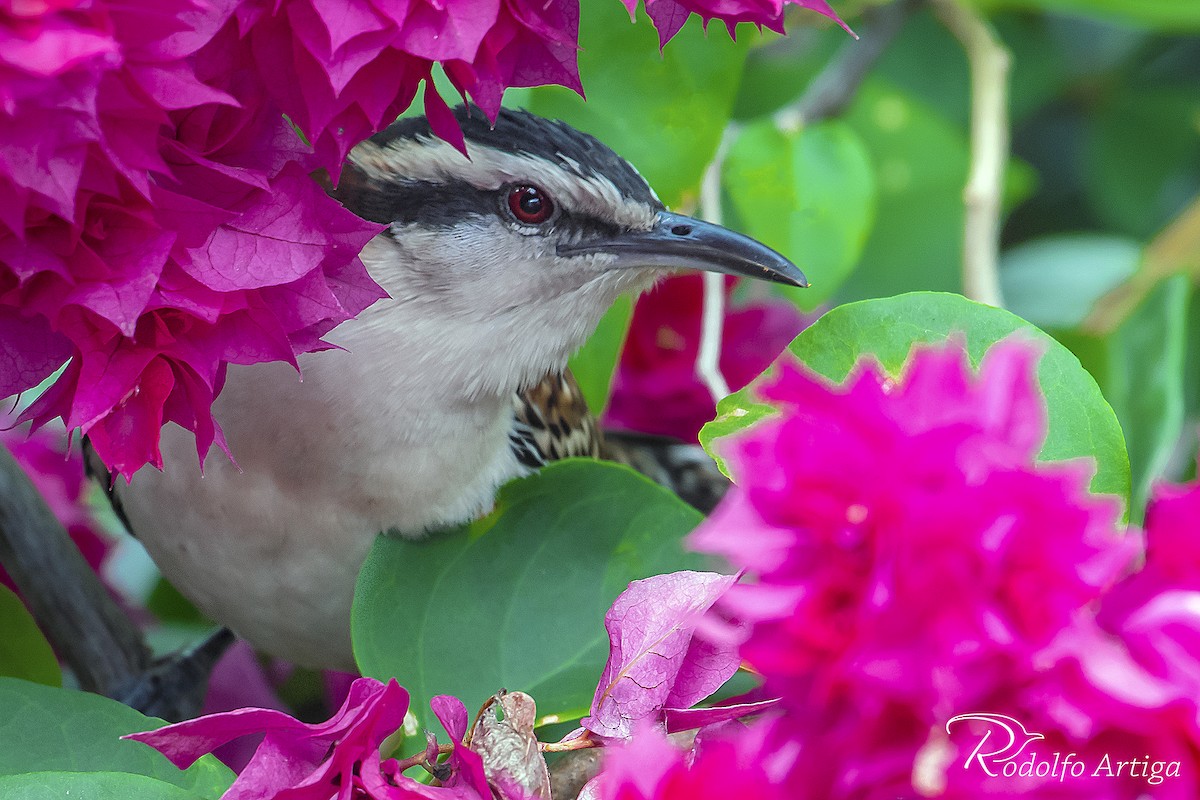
[498,0,1200,518]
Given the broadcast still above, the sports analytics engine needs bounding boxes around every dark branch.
[0,445,149,695]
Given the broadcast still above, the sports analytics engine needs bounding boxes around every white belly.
[119,347,526,670]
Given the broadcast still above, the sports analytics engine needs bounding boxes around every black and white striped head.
[340,108,665,239]
[330,107,804,393]
[335,107,803,304]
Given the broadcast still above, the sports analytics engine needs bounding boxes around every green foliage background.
[550,0,1200,515]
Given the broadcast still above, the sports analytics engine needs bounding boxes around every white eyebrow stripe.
[350,136,659,231]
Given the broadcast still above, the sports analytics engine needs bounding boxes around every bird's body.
[123,237,616,668]
[108,108,804,670]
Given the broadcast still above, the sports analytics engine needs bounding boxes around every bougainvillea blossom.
[582,571,740,741]
[127,677,493,799]
[1,0,847,479]
[685,337,1140,797]
[604,275,808,442]
[2,0,387,479]
[126,677,410,798]
[627,0,853,47]
[583,721,787,800]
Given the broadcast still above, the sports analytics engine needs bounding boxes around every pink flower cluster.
[1,0,849,481]
[598,337,1200,799]
[1,0,386,479]
[128,677,492,799]
[628,0,852,47]
[604,275,808,442]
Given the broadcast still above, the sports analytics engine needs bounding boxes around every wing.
[601,429,729,514]
[509,370,729,513]
[509,370,602,469]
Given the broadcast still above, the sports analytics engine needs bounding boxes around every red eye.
[507,185,554,225]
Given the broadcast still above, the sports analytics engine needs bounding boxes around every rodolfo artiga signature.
[946,713,1182,787]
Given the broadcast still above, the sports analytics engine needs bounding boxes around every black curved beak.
[558,211,808,288]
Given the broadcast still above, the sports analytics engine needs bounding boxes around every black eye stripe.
[333,174,626,242]
[335,178,495,227]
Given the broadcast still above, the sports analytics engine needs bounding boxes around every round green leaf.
[0,585,60,687]
[352,460,707,727]
[526,0,750,208]
[0,678,234,798]
[700,292,1131,501]
[0,771,202,800]
[724,120,876,310]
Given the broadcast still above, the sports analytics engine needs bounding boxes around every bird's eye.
[506,185,554,225]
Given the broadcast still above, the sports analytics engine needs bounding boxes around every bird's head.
[329,107,805,394]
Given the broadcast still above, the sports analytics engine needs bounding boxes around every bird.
[96,106,806,673]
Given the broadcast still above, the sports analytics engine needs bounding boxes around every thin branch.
[0,446,149,695]
[696,125,739,404]
[930,0,1011,307]
[775,0,923,131]
[693,1,921,403]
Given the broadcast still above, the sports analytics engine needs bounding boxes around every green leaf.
[1085,88,1200,239]
[0,771,203,800]
[1055,279,1190,521]
[1102,277,1189,518]
[1001,234,1141,330]
[352,460,706,726]
[0,585,60,687]
[700,292,1131,501]
[568,295,633,415]
[0,678,234,798]
[724,120,876,310]
[976,0,1200,32]
[526,0,751,208]
[836,80,970,301]
[1002,235,1189,517]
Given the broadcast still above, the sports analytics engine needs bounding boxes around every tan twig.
[696,125,739,404]
[931,0,1011,307]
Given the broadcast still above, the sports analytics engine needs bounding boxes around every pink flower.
[928,478,1200,798]
[584,721,787,800]
[1031,477,1200,773]
[604,275,808,442]
[126,677,487,799]
[2,0,850,479]
[240,0,582,170]
[622,0,852,48]
[1,0,386,478]
[687,337,1138,797]
[582,571,742,741]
